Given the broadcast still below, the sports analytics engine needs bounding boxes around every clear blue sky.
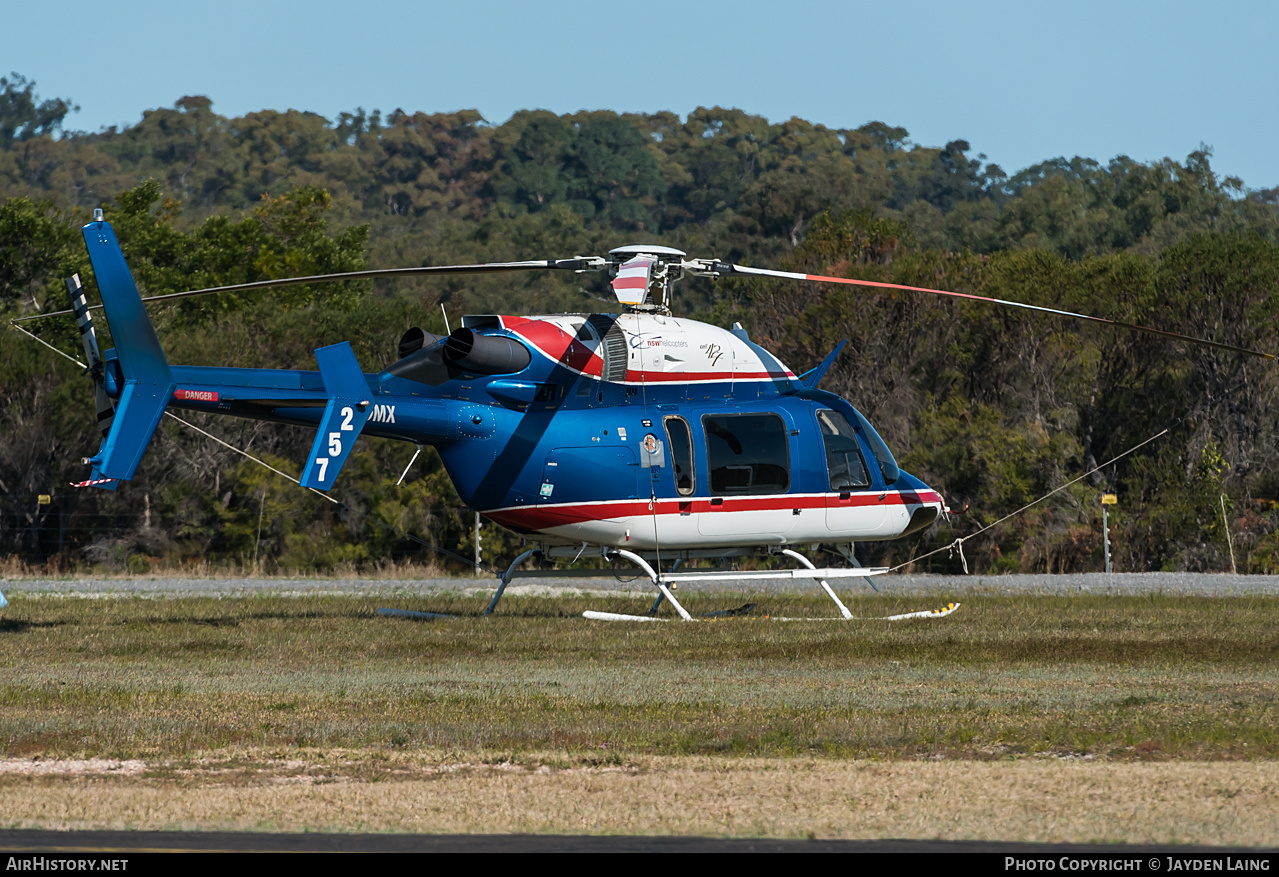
[6,0,1277,187]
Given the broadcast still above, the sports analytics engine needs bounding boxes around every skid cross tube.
[647,592,666,616]
[488,546,888,621]
[778,548,853,619]
[487,546,695,620]
[486,548,542,616]
[647,558,683,616]
[608,548,693,620]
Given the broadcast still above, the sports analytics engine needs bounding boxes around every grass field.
[1,590,1277,841]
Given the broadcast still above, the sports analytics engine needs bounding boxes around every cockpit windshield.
[817,410,870,490]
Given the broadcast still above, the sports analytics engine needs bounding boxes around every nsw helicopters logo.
[628,333,690,350]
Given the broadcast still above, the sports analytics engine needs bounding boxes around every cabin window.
[663,416,695,496]
[702,413,790,494]
[817,410,870,490]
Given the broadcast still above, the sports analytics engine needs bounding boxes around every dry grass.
[3,592,1277,760]
[1,754,1276,844]
[1,591,1277,841]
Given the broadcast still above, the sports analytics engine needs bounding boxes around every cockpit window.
[817,410,870,490]
[702,413,790,494]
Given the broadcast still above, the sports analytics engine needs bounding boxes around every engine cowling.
[443,328,531,375]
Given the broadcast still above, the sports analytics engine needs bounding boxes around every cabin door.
[815,409,887,535]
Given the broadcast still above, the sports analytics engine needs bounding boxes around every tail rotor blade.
[66,274,116,438]
[67,273,102,367]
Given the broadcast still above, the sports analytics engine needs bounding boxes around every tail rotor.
[66,273,116,439]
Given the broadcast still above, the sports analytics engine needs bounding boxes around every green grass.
[1,591,1277,760]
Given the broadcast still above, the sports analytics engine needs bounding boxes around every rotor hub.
[607,245,689,313]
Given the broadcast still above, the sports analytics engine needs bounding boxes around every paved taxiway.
[5,572,1279,599]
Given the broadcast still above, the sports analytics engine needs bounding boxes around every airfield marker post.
[1101,494,1117,573]
[1103,505,1110,573]
[1221,494,1237,574]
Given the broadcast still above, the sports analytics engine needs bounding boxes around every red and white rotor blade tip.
[726,265,1277,362]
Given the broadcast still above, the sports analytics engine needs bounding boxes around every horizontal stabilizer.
[88,383,169,481]
[300,343,373,490]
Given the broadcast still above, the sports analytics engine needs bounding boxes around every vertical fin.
[81,218,174,482]
[800,340,847,389]
[299,342,373,490]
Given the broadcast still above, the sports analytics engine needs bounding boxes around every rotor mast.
[607,244,689,315]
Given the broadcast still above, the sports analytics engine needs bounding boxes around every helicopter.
[17,211,1275,621]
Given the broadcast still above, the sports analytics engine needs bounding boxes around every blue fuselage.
[132,322,943,549]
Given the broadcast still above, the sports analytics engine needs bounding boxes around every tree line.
[2,74,1278,575]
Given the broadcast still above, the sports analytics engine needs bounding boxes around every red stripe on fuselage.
[508,321,603,376]
[485,491,942,531]
[623,369,797,383]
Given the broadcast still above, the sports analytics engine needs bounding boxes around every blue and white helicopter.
[33,211,1275,621]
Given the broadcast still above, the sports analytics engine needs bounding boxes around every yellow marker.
[1101,494,1117,505]
[36,494,51,505]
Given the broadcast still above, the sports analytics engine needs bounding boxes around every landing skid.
[487,545,890,621]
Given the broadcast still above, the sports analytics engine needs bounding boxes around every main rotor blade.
[723,264,1278,363]
[16,259,604,323]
